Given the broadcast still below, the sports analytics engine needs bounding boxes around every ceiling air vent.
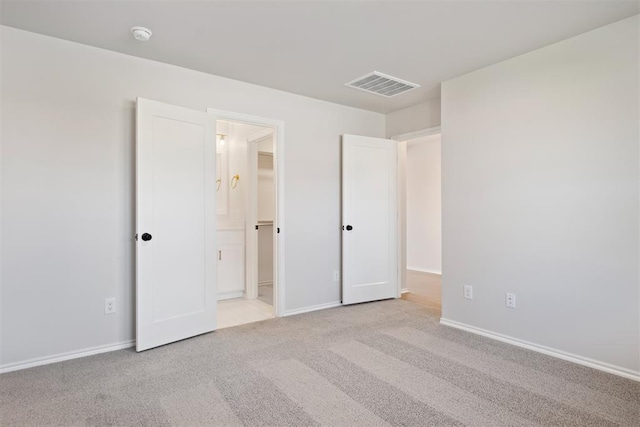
[345,71,420,97]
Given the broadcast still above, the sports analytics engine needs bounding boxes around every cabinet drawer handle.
[218,250,222,260]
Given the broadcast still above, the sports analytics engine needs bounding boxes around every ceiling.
[1,1,638,114]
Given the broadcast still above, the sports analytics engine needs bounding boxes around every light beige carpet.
[1,299,638,426]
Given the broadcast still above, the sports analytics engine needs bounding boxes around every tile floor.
[217,297,275,329]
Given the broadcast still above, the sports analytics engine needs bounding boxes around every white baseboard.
[284,301,342,317]
[2,300,341,374]
[401,288,410,294]
[407,267,442,275]
[0,339,136,375]
[439,318,640,382]
[217,291,244,301]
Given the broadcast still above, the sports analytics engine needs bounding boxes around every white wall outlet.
[105,297,116,314]
[463,285,473,300]
[333,270,340,282]
[506,293,516,309]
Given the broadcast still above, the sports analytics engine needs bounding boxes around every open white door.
[342,135,398,305]
[136,98,217,351]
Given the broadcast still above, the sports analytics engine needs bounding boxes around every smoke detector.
[345,71,419,97]
[131,26,152,42]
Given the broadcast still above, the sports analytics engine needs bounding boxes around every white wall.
[258,138,274,154]
[441,15,639,374]
[0,26,385,368]
[406,134,441,274]
[386,98,441,138]
[257,153,275,222]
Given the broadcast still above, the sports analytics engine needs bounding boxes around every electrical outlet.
[333,270,340,282]
[506,293,516,309]
[105,297,116,314]
[463,285,473,300]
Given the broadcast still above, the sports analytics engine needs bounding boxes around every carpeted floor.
[1,299,638,426]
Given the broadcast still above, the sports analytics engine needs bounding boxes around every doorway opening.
[136,99,286,351]
[215,118,279,328]
[397,128,442,314]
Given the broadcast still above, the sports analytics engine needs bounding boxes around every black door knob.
[141,233,152,241]
[346,225,353,231]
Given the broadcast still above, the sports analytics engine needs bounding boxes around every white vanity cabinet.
[217,229,245,300]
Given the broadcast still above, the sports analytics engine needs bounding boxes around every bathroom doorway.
[214,117,281,328]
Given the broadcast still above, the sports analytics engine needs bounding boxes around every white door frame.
[391,126,441,142]
[207,108,285,317]
[391,125,441,296]
[246,128,275,303]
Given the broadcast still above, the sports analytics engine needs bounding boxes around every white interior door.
[342,134,398,305]
[136,98,217,351]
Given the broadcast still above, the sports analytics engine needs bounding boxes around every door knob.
[346,225,353,231]
[141,233,152,241]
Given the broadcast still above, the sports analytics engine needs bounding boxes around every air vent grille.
[345,71,420,97]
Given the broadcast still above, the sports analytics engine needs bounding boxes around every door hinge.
[135,233,138,241]
[255,225,259,230]
[277,227,280,234]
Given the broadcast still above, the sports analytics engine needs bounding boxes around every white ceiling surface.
[1,1,638,114]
